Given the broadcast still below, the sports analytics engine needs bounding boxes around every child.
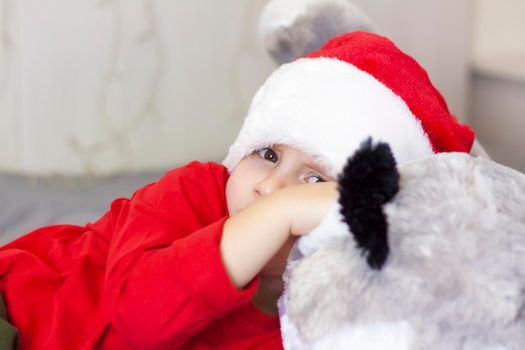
[0,31,474,349]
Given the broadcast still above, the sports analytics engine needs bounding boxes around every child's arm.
[103,162,245,348]
[104,162,337,348]
[221,181,338,288]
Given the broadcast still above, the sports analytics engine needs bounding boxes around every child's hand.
[221,181,338,289]
[275,181,339,237]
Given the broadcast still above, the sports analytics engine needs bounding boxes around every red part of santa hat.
[223,31,475,177]
[306,31,474,154]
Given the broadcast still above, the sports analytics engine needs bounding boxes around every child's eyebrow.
[305,161,327,176]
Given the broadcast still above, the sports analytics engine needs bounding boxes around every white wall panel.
[0,0,472,175]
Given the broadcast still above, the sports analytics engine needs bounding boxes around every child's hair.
[222,31,474,178]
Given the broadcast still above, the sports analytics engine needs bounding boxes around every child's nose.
[253,172,289,198]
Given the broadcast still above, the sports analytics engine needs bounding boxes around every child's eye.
[257,148,278,163]
[306,175,325,184]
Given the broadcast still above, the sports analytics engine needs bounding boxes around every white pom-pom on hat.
[259,0,376,64]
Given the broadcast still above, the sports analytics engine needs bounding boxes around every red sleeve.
[102,161,259,349]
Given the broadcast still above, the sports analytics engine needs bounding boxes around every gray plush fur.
[279,153,525,350]
[263,1,375,65]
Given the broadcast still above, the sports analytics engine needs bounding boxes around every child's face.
[225,144,332,276]
[225,144,331,215]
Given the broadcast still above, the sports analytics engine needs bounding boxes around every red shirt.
[0,161,284,349]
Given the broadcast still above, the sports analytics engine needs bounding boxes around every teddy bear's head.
[279,139,525,350]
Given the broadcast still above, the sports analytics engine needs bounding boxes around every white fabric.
[223,57,434,177]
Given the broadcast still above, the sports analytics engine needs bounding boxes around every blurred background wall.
[0,0,274,176]
[0,0,523,176]
[470,0,525,173]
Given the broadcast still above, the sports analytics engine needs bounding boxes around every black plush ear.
[337,138,400,270]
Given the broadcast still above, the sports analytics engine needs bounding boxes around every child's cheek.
[225,174,254,215]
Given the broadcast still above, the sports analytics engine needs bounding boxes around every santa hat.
[222,30,474,178]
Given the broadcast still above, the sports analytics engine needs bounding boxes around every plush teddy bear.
[257,1,523,348]
[278,139,525,350]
